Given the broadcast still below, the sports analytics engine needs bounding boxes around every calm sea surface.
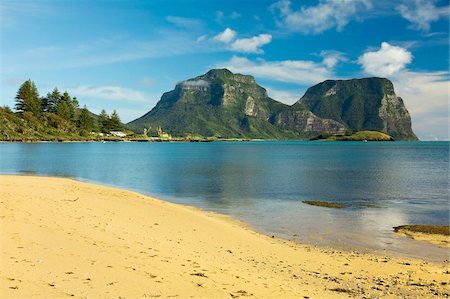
[1,141,449,260]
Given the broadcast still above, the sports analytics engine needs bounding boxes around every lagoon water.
[1,141,449,260]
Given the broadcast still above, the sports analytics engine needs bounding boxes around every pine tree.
[15,79,42,115]
[56,91,74,121]
[41,97,48,112]
[44,88,61,113]
[98,109,110,133]
[78,105,95,132]
[109,110,123,131]
[71,97,80,122]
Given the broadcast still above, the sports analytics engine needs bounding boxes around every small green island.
[310,131,394,141]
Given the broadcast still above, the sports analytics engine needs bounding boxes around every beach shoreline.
[1,175,448,298]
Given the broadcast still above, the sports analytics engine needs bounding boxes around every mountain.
[127,69,417,140]
[127,69,345,139]
[296,78,417,140]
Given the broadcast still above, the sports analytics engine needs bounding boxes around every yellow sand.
[395,229,450,248]
[1,175,448,298]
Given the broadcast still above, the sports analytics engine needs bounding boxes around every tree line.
[11,79,123,133]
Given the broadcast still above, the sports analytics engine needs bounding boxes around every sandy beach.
[1,175,448,298]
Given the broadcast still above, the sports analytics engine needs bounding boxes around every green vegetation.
[98,109,123,133]
[78,106,96,133]
[302,200,346,209]
[393,225,450,236]
[15,80,42,115]
[0,79,125,141]
[311,130,394,141]
[1,106,88,141]
[344,131,393,141]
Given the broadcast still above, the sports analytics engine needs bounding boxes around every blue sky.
[1,0,449,140]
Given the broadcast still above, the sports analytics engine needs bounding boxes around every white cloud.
[397,0,449,31]
[358,42,413,77]
[213,28,237,43]
[229,34,272,54]
[69,85,151,103]
[319,50,347,68]
[165,16,202,28]
[213,28,272,54]
[266,87,300,105]
[219,55,333,85]
[181,79,210,87]
[392,71,449,141]
[272,0,372,34]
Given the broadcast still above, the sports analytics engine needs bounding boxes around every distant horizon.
[1,0,449,140]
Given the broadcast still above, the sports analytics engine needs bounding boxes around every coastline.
[1,175,449,298]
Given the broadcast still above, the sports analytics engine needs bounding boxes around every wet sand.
[1,175,449,298]
[394,228,450,248]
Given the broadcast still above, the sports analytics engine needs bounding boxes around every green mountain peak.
[298,77,417,140]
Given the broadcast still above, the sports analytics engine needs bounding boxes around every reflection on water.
[0,141,448,261]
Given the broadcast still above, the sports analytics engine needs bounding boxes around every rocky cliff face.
[127,69,345,138]
[297,78,417,140]
[275,109,346,134]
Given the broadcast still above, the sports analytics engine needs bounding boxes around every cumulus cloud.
[229,34,272,54]
[272,0,372,34]
[219,55,333,85]
[319,50,347,68]
[181,79,210,87]
[397,0,449,31]
[358,42,412,77]
[213,28,237,43]
[69,85,150,103]
[213,28,272,54]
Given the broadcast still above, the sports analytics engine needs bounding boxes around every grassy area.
[393,225,450,236]
[302,200,346,209]
[311,130,394,141]
[342,131,394,141]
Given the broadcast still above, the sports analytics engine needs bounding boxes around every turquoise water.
[1,141,449,260]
